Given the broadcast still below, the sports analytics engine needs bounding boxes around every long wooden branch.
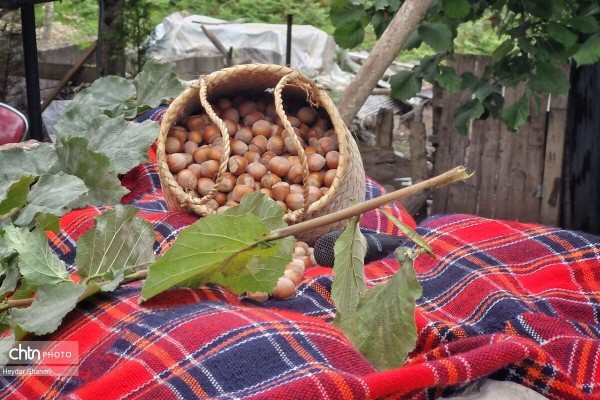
[336,0,435,125]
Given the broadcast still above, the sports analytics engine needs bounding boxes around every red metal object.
[0,103,29,145]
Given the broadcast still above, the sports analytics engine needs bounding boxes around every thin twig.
[270,166,470,240]
[0,207,20,225]
[0,270,150,311]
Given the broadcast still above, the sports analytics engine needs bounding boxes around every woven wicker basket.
[157,63,365,244]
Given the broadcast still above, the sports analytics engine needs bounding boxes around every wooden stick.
[271,166,470,240]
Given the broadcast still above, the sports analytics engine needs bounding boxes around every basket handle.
[273,71,317,223]
[183,75,232,213]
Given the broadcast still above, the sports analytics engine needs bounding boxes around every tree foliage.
[330,0,600,132]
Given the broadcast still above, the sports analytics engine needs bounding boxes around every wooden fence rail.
[430,54,568,226]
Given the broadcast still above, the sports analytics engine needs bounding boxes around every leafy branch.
[332,0,600,132]
[0,165,469,370]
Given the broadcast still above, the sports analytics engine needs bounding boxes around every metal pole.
[285,14,292,66]
[20,4,44,141]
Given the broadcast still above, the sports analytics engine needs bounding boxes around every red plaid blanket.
[1,108,599,399]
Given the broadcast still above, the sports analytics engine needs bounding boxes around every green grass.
[35,1,502,62]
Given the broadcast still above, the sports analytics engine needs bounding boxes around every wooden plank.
[42,41,97,111]
[520,95,548,222]
[474,115,502,218]
[431,54,477,214]
[10,62,97,82]
[494,93,516,219]
[540,65,569,227]
[375,108,394,149]
[504,85,529,221]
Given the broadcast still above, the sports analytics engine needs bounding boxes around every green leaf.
[492,39,514,63]
[224,191,287,230]
[3,225,69,285]
[418,22,454,53]
[83,115,158,174]
[0,258,20,296]
[0,175,35,216]
[62,75,136,118]
[0,144,59,181]
[334,20,366,49]
[390,70,422,101]
[11,282,86,335]
[14,172,88,227]
[502,93,530,132]
[54,102,100,139]
[35,213,61,233]
[568,16,599,34]
[437,65,462,93]
[380,209,433,256]
[55,137,128,207]
[343,247,422,370]
[329,0,365,26]
[209,236,295,294]
[452,99,485,134]
[573,33,600,66]
[442,0,470,19]
[133,60,185,113]
[76,205,156,290]
[0,332,15,367]
[141,213,280,301]
[530,63,570,95]
[332,215,367,324]
[547,22,578,49]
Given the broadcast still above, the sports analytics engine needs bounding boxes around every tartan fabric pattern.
[2,161,600,399]
[1,103,598,398]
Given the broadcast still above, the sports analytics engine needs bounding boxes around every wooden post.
[41,41,97,111]
[375,108,393,148]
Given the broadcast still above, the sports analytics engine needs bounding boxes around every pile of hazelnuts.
[164,95,339,299]
[165,95,340,214]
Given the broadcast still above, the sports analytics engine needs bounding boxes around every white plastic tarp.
[149,12,337,77]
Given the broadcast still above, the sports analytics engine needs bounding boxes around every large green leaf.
[418,22,454,53]
[11,282,87,335]
[0,258,20,296]
[343,247,422,370]
[568,16,599,34]
[14,172,88,227]
[141,213,281,301]
[54,102,101,139]
[224,191,287,230]
[55,137,128,207]
[329,0,365,26]
[502,93,530,132]
[390,70,422,101]
[0,332,15,367]
[573,33,600,66]
[0,144,59,181]
[334,20,366,49]
[0,175,35,216]
[437,65,462,93]
[84,115,158,174]
[63,75,136,118]
[3,225,69,285]
[76,205,156,290]
[332,215,367,324]
[133,60,185,115]
[530,63,570,95]
[547,22,578,49]
[452,99,485,134]
[442,0,470,19]
[208,236,295,294]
